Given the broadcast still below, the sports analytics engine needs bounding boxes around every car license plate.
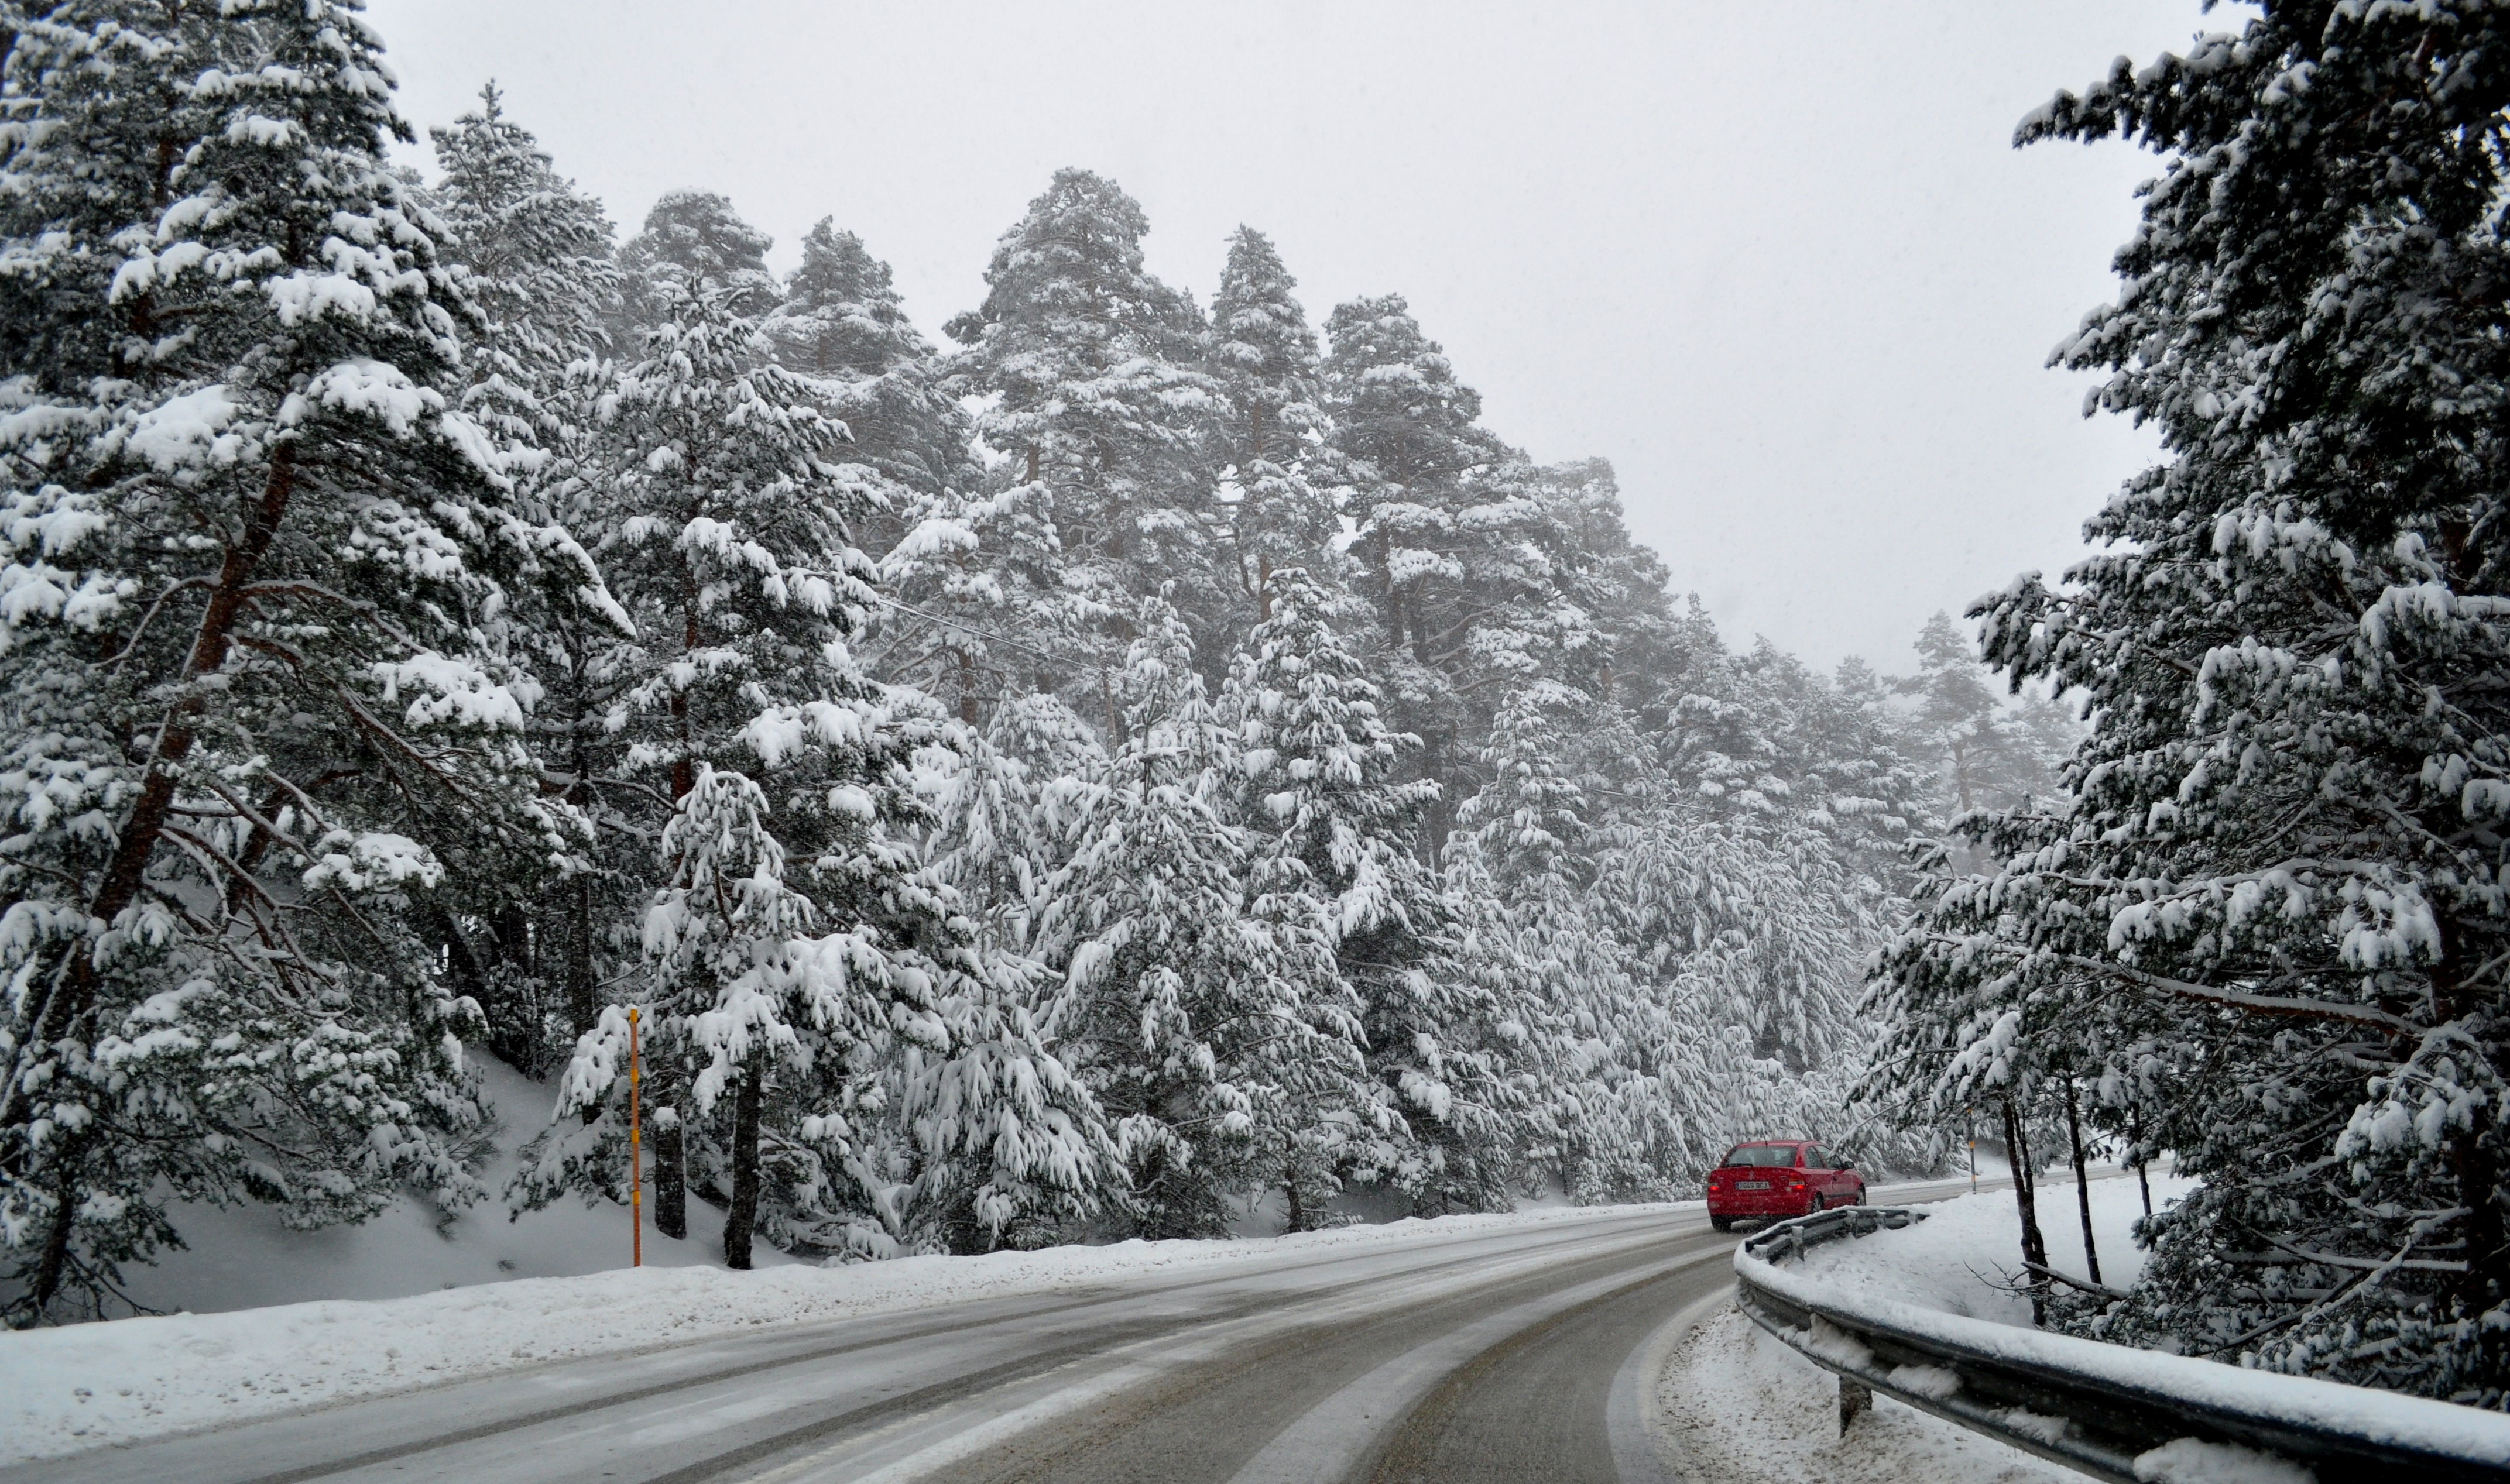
[1736,1181,1770,1190]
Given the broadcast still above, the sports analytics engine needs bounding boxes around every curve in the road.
[1,1176,2017,1484]
[111,1213,1675,1484]
[888,1232,1734,1484]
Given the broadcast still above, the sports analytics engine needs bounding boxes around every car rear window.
[1720,1145,1799,1167]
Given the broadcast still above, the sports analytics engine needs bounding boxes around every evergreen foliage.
[0,0,573,1323]
[1872,0,2510,1404]
[1220,569,1518,1214]
[422,85,623,1079]
[428,84,618,393]
[618,189,776,323]
[1206,229,1338,606]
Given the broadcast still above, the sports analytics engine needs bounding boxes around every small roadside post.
[628,1006,643,1267]
[1839,1376,1871,1434]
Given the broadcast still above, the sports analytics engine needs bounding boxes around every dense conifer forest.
[7,0,2506,1414]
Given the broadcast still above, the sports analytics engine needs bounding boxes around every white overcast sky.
[364,1,2235,675]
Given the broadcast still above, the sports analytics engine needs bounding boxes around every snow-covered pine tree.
[1445,682,1672,1201]
[0,0,581,1323]
[920,687,1119,962]
[1447,664,1899,1197]
[616,188,777,327]
[1878,1,2510,1400]
[929,170,1222,696]
[1320,301,1639,834]
[1220,568,1523,1216]
[515,263,1098,1262]
[1597,781,1899,1170]
[1206,229,1339,624]
[1899,611,2074,826]
[767,218,967,504]
[1030,601,1368,1236]
[1321,292,1489,707]
[424,84,628,1073]
[428,83,618,399]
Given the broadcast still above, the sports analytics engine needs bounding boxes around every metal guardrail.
[1732,1206,2510,1484]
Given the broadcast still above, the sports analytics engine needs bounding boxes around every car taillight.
[1788,1180,1806,1191]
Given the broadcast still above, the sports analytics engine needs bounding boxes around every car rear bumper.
[1706,1191,1813,1218]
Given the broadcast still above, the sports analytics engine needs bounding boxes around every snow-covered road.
[0,1176,2001,1484]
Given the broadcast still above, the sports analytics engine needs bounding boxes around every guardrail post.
[1839,1375,1871,1434]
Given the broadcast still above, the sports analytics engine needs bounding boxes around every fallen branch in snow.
[2019,1260,2127,1303]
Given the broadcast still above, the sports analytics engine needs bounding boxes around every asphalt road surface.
[6,1176,2010,1484]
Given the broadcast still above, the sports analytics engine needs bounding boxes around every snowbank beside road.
[108,1057,803,1321]
[1660,1307,2069,1484]
[1659,1174,2178,1484]
[1668,1174,2510,1480]
[1793,1170,2191,1322]
[0,1196,1694,1466]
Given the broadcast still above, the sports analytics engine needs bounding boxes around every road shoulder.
[1655,1305,2066,1484]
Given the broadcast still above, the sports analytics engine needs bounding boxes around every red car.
[1705,1140,1866,1231]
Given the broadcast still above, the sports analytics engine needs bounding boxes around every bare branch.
[2060,956,2418,1034]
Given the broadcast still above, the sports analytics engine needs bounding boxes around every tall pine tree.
[1878,0,2510,1401]
[0,0,578,1323]
[1221,569,1523,1215]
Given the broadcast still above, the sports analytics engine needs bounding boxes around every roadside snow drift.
[1693,1174,2510,1479]
[1786,1170,2186,1323]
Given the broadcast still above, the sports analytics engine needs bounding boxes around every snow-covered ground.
[100,1053,1646,1317]
[1657,1171,2193,1484]
[1788,1166,2184,1326]
[109,1057,801,1320]
[1659,1312,2073,1484]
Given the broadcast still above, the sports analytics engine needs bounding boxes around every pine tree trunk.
[2004,1097,2049,1324]
[22,1125,91,1325]
[670,600,698,802]
[7,446,299,1129]
[1376,533,1401,644]
[7,448,302,1318]
[1284,1169,1303,1235]
[567,874,595,1036]
[2128,1104,2152,1219]
[2433,939,2506,1316]
[2063,1078,2101,1286]
[2452,1127,2507,1318]
[725,1054,762,1270]
[651,1059,687,1241]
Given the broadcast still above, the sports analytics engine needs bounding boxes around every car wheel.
[1806,1193,1825,1214]
[1711,1215,1733,1232]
